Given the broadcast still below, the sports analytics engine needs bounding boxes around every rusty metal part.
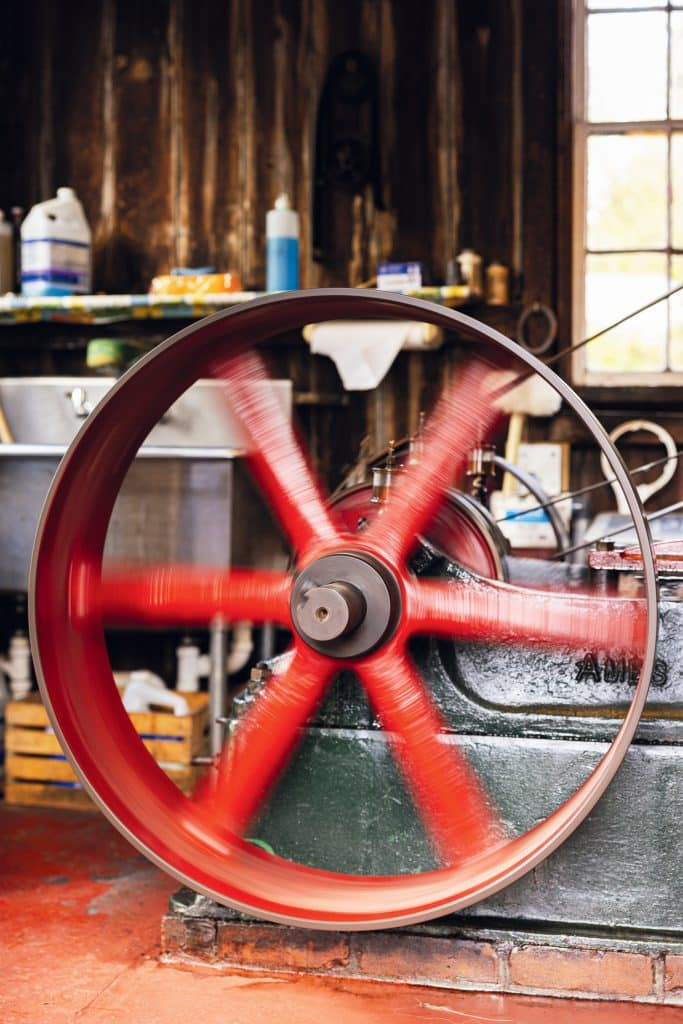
[589,539,683,575]
[466,444,496,505]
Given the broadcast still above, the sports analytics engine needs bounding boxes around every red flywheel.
[29,289,658,930]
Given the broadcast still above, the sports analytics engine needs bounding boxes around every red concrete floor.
[1,803,682,1024]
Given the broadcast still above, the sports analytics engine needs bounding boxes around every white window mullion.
[572,0,683,385]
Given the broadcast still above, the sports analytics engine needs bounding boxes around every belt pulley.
[29,289,658,930]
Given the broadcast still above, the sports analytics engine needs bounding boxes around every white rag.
[308,320,435,390]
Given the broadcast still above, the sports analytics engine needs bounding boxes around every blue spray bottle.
[266,194,299,291]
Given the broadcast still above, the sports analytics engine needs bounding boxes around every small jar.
[455,249,483,297]
[485,262,510,305]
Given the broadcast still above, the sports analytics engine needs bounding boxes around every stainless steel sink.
[0,377,292,592]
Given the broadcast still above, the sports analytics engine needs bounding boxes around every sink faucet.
[68,386,93,418]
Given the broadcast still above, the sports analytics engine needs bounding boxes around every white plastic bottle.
[21,187,92,297]
[0,211,13,294]
[266,193,299,292]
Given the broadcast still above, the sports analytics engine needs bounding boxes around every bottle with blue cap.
[266,193,299,292]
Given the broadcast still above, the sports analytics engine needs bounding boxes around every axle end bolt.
[295,581,366,642]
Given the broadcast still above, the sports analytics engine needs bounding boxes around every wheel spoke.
[364,361,500,565]
[211,351,341,559]
[93,564,293,627]
[358,645,505,865]
[194,646,334,834]
[405,576,647,652]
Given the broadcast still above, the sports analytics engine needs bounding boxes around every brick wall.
[161,915,683,1006]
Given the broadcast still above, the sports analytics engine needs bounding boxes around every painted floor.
[1,803,681,1024]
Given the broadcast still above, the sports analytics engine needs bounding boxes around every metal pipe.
[208,618,228,756]
[260,621,276,662]
[226,622,254,676]
[493,453,571,554]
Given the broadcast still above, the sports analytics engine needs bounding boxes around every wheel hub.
[290,551,402,658]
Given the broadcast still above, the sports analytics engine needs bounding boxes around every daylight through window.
[574,0,683,383]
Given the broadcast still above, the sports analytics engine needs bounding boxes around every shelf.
[0,286,472,327]
[0,292,261,327]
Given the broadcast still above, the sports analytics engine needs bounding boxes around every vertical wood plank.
[203,0,235,275]
[36,0,56,203]
[228,0,257,286]
[296,0,329,287]
[35,1,108,283]
[99,0,117,286]
[366,0,398,277]
[431,0,462,281]
[458,0,514,268]
[251,0,279,289]
[167,0,188,268]
[391,0,436,274]
[0,2,40,212]
[111,0,174,291]
[177,0,222,270]
[202,73,220,267]
[271,1,296,202]
[521,0,559,307]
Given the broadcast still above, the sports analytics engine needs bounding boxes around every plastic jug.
[21,187,92,297]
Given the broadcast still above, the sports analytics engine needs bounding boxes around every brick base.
[161,911,683,1005]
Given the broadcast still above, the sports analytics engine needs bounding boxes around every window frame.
[572,0,683,387]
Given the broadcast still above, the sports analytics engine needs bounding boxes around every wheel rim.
[29,288,658,930]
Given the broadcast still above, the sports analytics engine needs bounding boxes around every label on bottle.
[266,237,299,292]
[21,238,91,295]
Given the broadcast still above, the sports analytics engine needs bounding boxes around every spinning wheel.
[29,289,657,930]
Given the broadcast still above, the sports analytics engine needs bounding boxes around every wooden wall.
[0,0,558,304]
[6,0,679,518]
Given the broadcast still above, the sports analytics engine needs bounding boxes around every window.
[573,1,683,384]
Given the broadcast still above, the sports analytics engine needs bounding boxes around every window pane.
[672,14,683,120]
[587,13,667,122]
[587,134,667,250]
[671,256,683,371]
[585,253,668,372]
[673,134,683,250]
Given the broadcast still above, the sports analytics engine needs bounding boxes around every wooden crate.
[4,691,209,810]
